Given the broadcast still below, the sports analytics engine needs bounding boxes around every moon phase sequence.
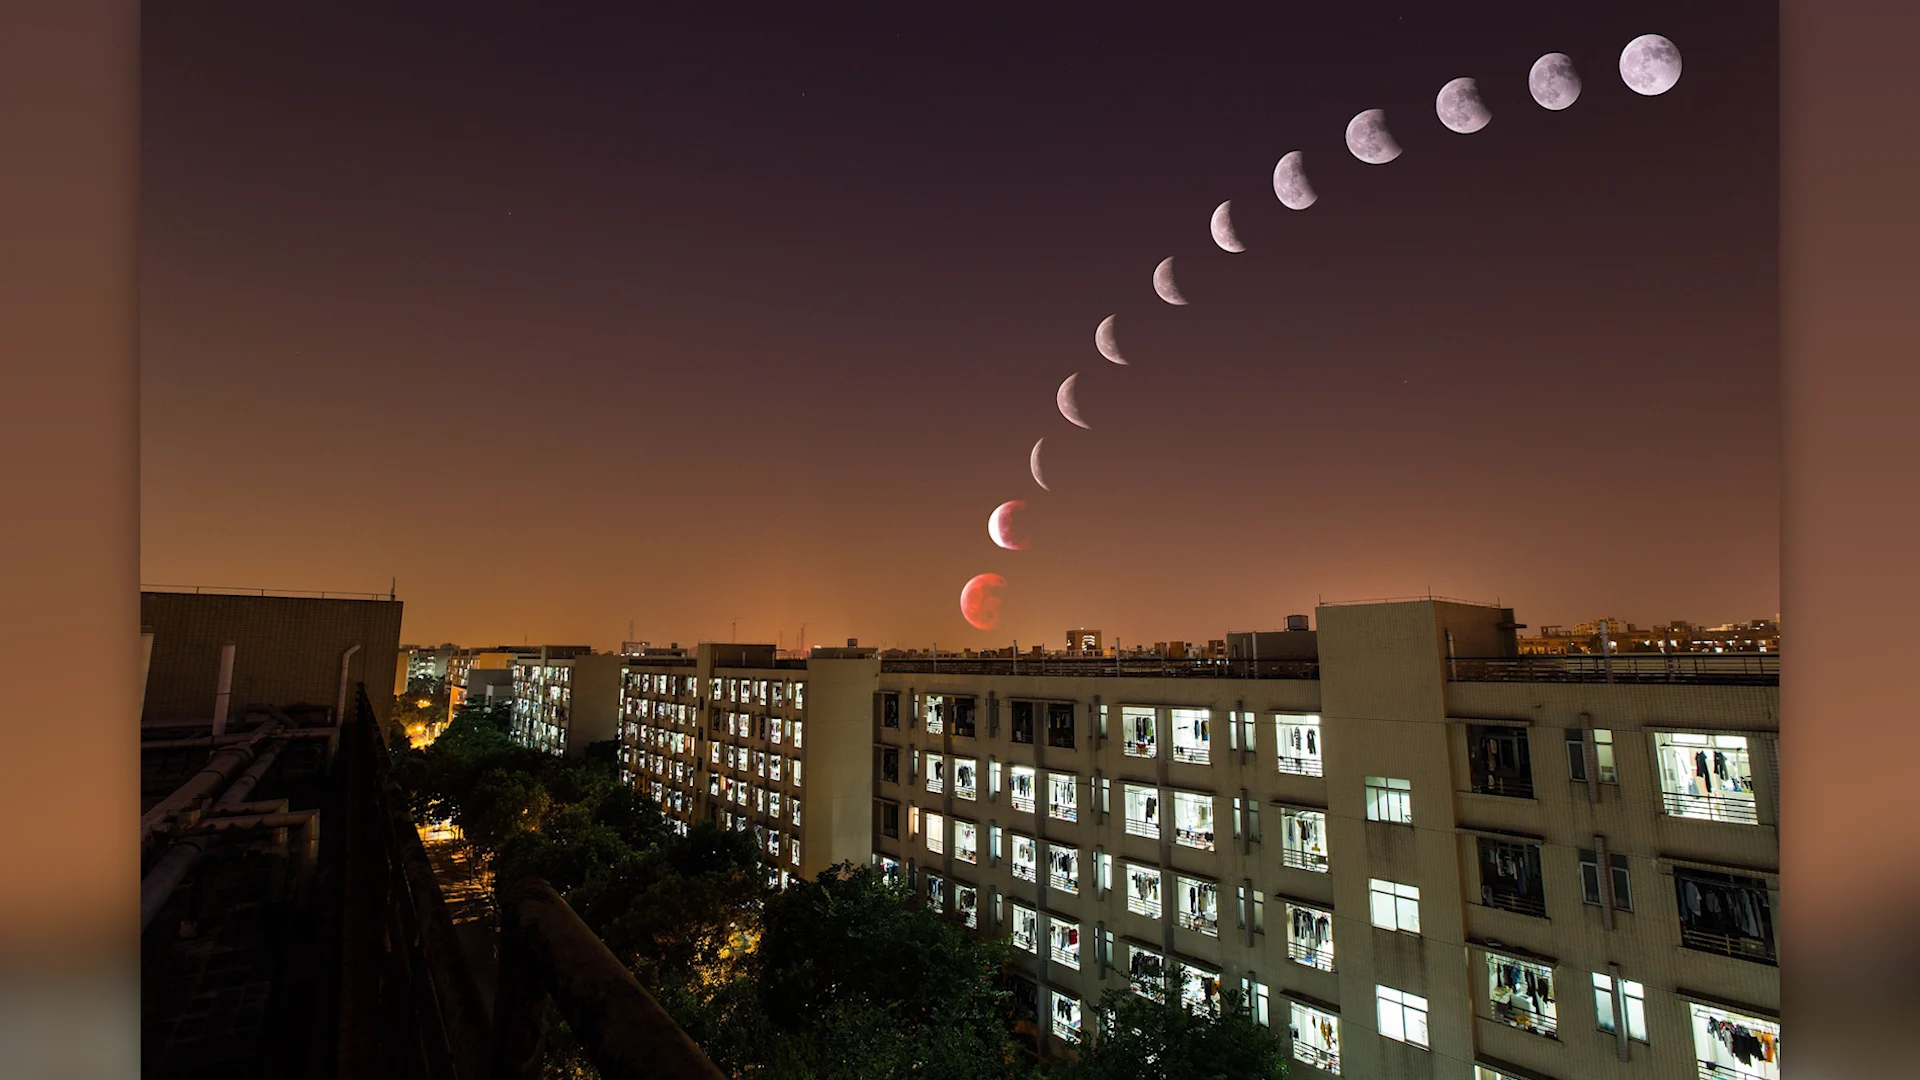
[1095,315,1126,365]
[1619,35,1681,96]
[1057,374,1090,429]
[988,500,1030,551]
[1436,77,1491,133]
[1210,200,1244,252]
[1529,52,1581,110]
[1153,257,1187,305]
[960,573,1007,631]
[975,33,1687,632]
[1273,151,1316,210]
[1345,109,1401,164]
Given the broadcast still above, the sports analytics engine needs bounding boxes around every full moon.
[1273,151,1316,210]
[1057,373,1090,429]
[1152,257,1187,305]
[1210,200,1244,252]
[1619,34,1681,96]
[1435,77,1491,133]
[1529,52,1581,110]
[1095,315,1126,365]
[1029,438,1049,491]
[1345,109,1401,164]
[960,573,1007,631]
[988,500,1030,551]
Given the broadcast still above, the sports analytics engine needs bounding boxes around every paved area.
[419,824,500,1017]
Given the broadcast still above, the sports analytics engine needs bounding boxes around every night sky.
[140,3,1778,650]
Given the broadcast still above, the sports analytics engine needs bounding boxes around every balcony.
[1175,911,1218,936]
[1282,847,1328,873]
[1013,861,1037,883]
[1484,891,1548,919]
[1449,653,1777,686]
[1287,939,1334,972]
[1125,816,1159,840]
[1293,1044,1339,1073]
[1275,755,1322,777]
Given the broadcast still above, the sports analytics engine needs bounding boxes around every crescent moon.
[1619,34,1681,96]
[1345,109,1401,164]
[1095,315,1126,365]
[1273,151,1316,210]
[1210,200,1244,252]
[988,500,1029,551]
[959,573,1007,631]
[1056,374,1090,430]
[1435,77,1492,134]
[1529,52,1581,111]
[1029,438,1049,491]
[1152,257,1187,305]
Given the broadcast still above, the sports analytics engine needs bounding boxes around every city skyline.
[140,3,1777,653]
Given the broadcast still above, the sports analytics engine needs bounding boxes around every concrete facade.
[140,590,402,729]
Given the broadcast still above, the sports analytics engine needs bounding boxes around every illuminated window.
[1285,901,1334,972]
[1368,879,1420,934]
[1170,708,1211,765]
[1488,954,1557,1037]
[1009,765,1037,814]
[1655,732,1757,824]
[1375,985,1429,1049]
[1173,791,1214,851]
[1124,784,1161,839]
[1176,876,1218,936]
[953,758,977,800]
[1011,904,1038,953]
[1048,844,1079,894]
[1280,807,1329,871]
[1049,918,1081,969]
[1126,863,1162,918]
[1289,1001,1341,1074]
[1592,973,1647,1042]
[1364,776,1412,824]
[954,819,978,864]
[1122,706,1157,758]
[1047,772,1077,822]
[1011,833,1038,882]
[926,754,945,794]
[1128,945,1166,1002]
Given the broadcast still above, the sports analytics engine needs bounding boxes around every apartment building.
[510,646,620,758]
[869,599,1780,1080]
[615,642,880,887]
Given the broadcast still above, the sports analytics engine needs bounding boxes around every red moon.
[960,573,1007,631]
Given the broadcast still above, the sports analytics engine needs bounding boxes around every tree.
[1050,988,1286,1080]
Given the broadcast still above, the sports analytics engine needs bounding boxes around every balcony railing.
[1470,774,1535,800]
[1485,891,1548,919]
[1491,1001,1558,1038]
[1128,897,1162,919]
[1125,740,1156,758]
[1680,926,1777,964]
[1449,653,1778,686]
[1175,828,1215,851]
[1663,791,1761,825]
[1125,817,1160,840]
[1012,861,1037,882]
[1172,744,1210,765]
[1051,944,1080,969]
[1287,939,1335,972]
[1282,847,1329,872]
[1050,871,1078,894]
[1012,792,1036,814]
[1049,801,1077,823]
[1276,755,1322,777]
[1176,911,1219,936]
[1293,1044,1339,1073]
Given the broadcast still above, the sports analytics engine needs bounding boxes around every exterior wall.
[565,653,624,753]
[140,590,402,728]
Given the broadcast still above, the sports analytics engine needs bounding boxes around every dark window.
[1565,728,1588,782]
[1011,701,1035,745]
[953,697,977,738]
[1578,849,1633,911]
[882,747,900,785]
[1675,869,1774,964]
[882,693,900,728]
[1478,837,1547,918]
[1469,725,1534,799]
[1046,703,1076,749]
[881,801,900,838]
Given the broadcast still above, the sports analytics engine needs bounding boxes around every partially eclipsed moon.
[1273,151,1316,210]
[960,573,1007,631]
[1029,438,1049,491]
[1210,200,1244,252]
[1619,34,1681,96]
[1152,257,1187,305]
[988,500,1029,551]
[1530,52,1581,110]
[1057,374,1090,429]
[1345,109,1401,164]
[1095,315,1126,365]
[1436,77,1491,134]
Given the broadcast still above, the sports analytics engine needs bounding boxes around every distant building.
[1520,618,1780,656]
[510,647,622,758]
[1066,629,1103,654]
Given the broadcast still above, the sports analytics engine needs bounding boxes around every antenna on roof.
[390,577,396,600]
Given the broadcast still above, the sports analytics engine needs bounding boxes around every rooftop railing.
[1449,653,1778,686]
[879,657,1320,680]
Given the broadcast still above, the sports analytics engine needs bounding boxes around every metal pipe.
[138,726,277,842]
[217,740,285,808]
[205,798,290,817]
[140,632,155,720]
[139,836,212,933]
[336,643,362,730]
[142,728,334,751]
[211,643,236,737]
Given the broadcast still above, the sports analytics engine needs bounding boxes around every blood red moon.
[960,573,1008,630]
